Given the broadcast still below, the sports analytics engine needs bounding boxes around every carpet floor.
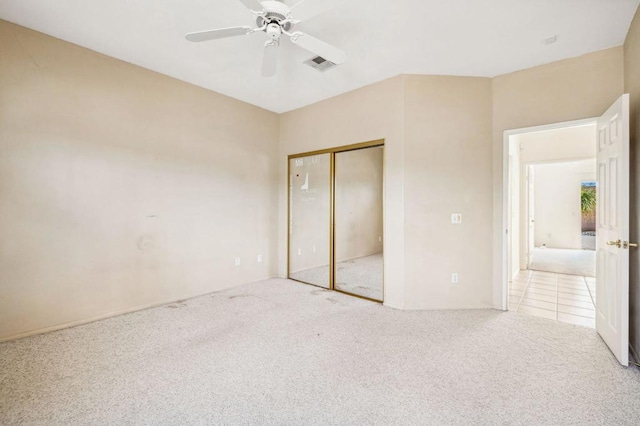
[530,247,596,277]
[289,253,383,300]
[1,279,639,425]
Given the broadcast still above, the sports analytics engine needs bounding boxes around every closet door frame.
[287,139,384,302]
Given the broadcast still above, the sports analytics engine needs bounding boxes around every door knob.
[607,239,621,248]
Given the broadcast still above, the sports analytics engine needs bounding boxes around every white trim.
[500,117,597,311]
[522,156,596,166]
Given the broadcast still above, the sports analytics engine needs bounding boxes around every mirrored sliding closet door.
[288,153,331,288]
[334,146,384,301]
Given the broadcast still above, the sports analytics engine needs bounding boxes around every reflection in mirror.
[334,146,384,300]
[288,153,331,288]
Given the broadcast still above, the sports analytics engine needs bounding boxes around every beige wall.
[280,75,494,310]
[279,76,406,308]
[403,75,494,309]
[533,159,596,249]
[492,47,625,307]
[0,21,279,340]
[625,6,640,360]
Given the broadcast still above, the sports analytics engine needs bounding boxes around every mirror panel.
[334,147,384,300]
[288,153,331,288]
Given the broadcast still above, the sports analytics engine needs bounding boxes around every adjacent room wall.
[279,76,406,308]
[513,124,596,266]
[402,75,494,309]
[533,159,596,249]
[514,124,597,164]
[0,21,280,340]
[492,47,625,308]
[624,5,640,361]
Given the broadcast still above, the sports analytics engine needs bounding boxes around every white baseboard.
[0,275,278,343]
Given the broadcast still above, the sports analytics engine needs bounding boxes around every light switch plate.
[451,213,463,224]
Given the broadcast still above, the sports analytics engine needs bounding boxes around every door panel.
[288,153,331,288]
[334,147,384,301]
[595,94,629,366]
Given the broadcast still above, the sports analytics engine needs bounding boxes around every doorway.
[505,121,598,327]
[287,140,384,302]
[505,96,631,365]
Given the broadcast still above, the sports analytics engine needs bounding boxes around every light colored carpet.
[2,279,640,425]
[290,253,383,300]
[530,247,596,277]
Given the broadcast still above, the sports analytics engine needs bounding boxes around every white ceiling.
[1,0,638,113]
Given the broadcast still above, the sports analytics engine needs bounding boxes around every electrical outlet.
[257,254,262,263]
[297,248,302,256]
[451,273,459,284]
[235,257,241,266]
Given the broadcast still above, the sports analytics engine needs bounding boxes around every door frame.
[526,164,534,270]
[501,118,597,310]
[287,139,385,302]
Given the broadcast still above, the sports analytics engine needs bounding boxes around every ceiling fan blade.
[289,31,346,65]
[185,26,252,42]
[237,0,264,11]
[261,41,278,77]
[291,0,344,22]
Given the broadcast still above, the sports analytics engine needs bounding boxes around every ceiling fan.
[185,0,346,77]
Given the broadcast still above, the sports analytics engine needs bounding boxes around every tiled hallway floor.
[508,270,596,328]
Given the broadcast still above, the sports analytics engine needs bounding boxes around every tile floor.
[508,270,596,328]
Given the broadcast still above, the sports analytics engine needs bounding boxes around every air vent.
[304,56,337,72]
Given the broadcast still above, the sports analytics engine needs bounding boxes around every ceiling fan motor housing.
[256,0,293,32]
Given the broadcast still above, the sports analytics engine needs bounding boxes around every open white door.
[596,94,630,366]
